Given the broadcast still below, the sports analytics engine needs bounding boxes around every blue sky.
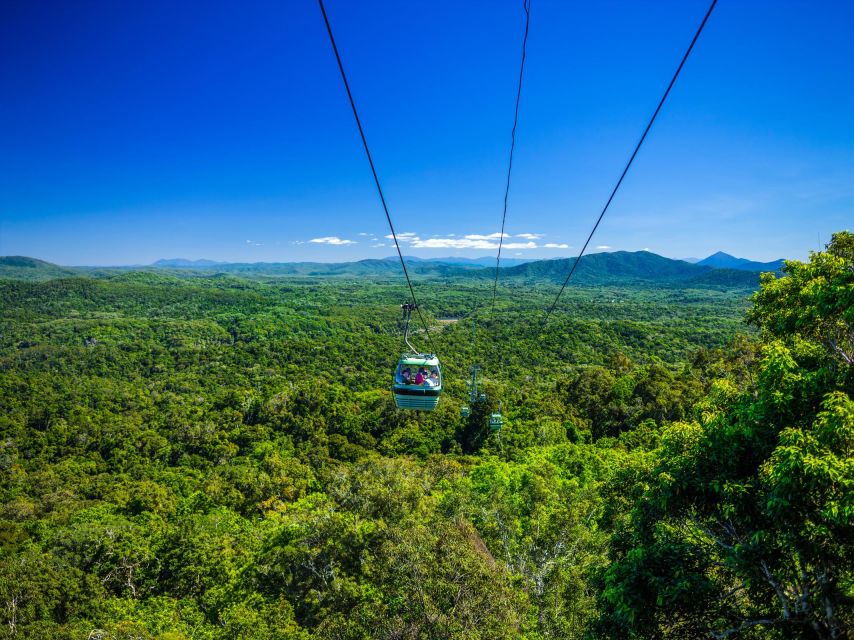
[1,0,852,265]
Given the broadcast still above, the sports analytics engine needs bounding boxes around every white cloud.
[358,232,372,236]
[371,243,386,248]
[310,236,357,245]
[374,231,548,250]
[410,237,537,250]
[385,232,419,241]
[596,245,612,250]
[544,243,570,249]
[245,239,263,246]
[464,232,508,240]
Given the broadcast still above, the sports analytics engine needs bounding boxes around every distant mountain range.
[154,255,532,268]
[0,250,785,288]
[494,251,765,287]
[696,251,785,272]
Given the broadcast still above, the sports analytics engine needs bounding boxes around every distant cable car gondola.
[393,303,442,411]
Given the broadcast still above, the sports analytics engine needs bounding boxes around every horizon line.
[0,248,788,269]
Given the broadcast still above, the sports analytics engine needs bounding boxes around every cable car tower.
[460,364,483,418]
[460,363,503,431]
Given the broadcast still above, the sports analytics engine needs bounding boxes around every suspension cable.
[318,0,438,355]
[541,0,718,328]
[491,0,531,314]
[401,303,419,353]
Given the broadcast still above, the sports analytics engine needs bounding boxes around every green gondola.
[392,303,442,411]
[393,353,442,411]
[489,412,504,431]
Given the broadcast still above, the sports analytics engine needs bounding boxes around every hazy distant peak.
[697,252,784,272]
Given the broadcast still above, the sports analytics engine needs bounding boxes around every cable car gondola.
[392,303,442,411]
[393,353,442,411]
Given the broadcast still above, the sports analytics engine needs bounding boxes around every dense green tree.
[598,232,854,639]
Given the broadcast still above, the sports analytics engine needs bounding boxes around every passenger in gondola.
[414,368,425,385]
[400,367,412,384]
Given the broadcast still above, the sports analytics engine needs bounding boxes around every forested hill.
[495,250,763,286]
[1,250,772,287]
[0,256,80,280]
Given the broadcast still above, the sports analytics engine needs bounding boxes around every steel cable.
[542,0,718,328]
[318,0,438,355]
[491,0,532,314]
